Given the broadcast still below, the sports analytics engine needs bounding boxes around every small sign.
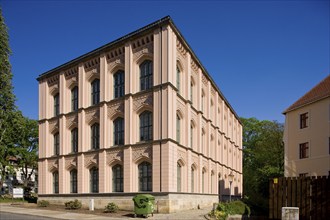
[273,178,278,184]
[13,188,24,198]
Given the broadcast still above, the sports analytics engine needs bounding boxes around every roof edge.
[37,16,171,81]
[282,94,330,114]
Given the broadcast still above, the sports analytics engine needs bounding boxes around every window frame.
[91,123,100,150]
[140,60,153,91]
[139,111,153,141]
[53,171,59,194]
[177,163,182,192]
[114,70,125,98]
[176,66,181,94]
[71,128,78,153]
[113,117,124,146]
[300,112,308,129]
[70,169,77,193]
[176,114,181,143]
[112,164,123,192]
[138,161,152,191]
[71,86,78,111]
[299,142,309,159]
[54,132,60,156]
[90,167,99,193]
[54,93,60,116]
[91,79,100,105]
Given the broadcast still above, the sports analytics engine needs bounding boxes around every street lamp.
[228,171,234,202]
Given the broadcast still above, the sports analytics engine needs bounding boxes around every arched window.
[177,163,182,192]
[54,93,59,116]
[53,171,59,194]
[70,169,77,193]
[211,171,214,194]
[202,168,206,193]
[114,70,125,98]
[90,167,99,193]
[138,161,152,191]
[176,114,181,143]
[139,111,152,141]
[140,60,153,91]
[176,66,181,94]
[71,128,78,153]
[91,123,99,149]
[190,122,194,148]
[54,132,59,155]
[191,166,195,193]
[112,164,123,192]
[190,81,193,103]
[113,117,124,145]
[91,79,100,105]
[201,90,205,112]
[71,86,78,111]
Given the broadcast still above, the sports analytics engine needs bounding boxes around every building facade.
[37,16,243,212]
[283,75,330,177]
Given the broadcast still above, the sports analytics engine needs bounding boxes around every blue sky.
[2,0,329,122]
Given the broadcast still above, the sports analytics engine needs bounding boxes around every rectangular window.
[70,170,77,193]
[140,60,153,91]
[90,168,99,193]
[91,79,100,105]
[54,94,59,116]
[299,142,309,159]
[91,124,100,149]
[176,67,180,94]
[71,128,78,153]
[114,118,124,145]
[54,133,59,155]
[112,165,123,192]
[114,71,125,98]
[53,172,59,194]
[300,112,308,129]
[71,87,78,111]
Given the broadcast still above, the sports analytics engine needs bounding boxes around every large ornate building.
[37,16,242,212]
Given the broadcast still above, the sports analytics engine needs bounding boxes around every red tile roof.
[283,74,330,114]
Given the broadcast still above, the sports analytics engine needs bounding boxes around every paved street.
[0,203,211,220]
[0,212,58,220]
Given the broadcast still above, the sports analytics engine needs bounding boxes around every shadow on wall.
[218,180,242,202]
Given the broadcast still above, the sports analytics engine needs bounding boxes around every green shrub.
[209,201,250,220]
[65,199,82,209]
[37,200,50,207]
[104,202,119,213]
[24,193,38,203]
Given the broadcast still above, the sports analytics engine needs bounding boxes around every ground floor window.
[53,171,59,194]
[112,165,123,192]
[90,167,99,193]
[70,169,77,193]
[138,161,152,191]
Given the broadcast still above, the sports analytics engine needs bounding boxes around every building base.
[38,192,218,213]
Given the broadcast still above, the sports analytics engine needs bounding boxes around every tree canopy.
[241,117,284,215]
[0,8,38,191]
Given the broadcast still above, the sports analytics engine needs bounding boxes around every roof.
[283,74,330,114]
[36,16,241,123]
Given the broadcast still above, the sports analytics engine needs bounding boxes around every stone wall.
[39,193,218,213]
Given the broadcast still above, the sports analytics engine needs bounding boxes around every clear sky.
[1,0,329,122]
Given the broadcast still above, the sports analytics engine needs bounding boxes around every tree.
[241,117,284,216]
[16,116,38,189]
[0,7,18,189]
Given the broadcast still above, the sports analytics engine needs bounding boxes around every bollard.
[89,199,94,211]
[282,207,299,220]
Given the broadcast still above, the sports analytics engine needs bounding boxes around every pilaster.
[123,147,132,192]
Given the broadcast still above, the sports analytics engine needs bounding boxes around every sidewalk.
[0,203,211,220]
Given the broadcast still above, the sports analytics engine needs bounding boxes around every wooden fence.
[269,176,330,219]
